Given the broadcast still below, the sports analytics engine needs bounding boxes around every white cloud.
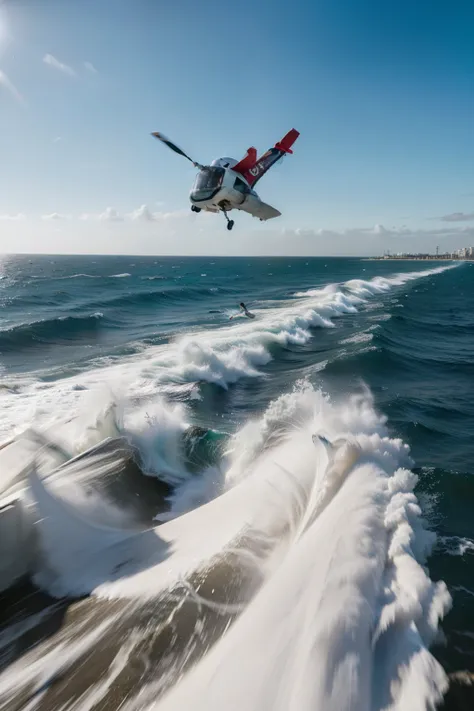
[272,223,474,257]
[127,204,158,221]
[0,70,26,105]
[160,209,194,220]
[43,54,76,77]
[5,212,473,258]
[99,207,123,222]
[119,205,192,222]
[440,212,474,223]
[125,204,187,221]
[53,136,62,143]
[84,61,98,74]
[41,212,68,220]
[79,207,123,221]
[0,213,26,221]
[3,215,474,257]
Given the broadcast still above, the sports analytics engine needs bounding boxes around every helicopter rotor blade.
[151,132,202,168]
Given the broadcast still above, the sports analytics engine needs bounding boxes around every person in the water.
[230,302,255,320]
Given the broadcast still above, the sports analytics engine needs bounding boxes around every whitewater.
[0,262,455,438]
[0,258,464,711]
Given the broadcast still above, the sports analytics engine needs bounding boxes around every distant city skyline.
[1,0,473,255]
[381,245,474,260]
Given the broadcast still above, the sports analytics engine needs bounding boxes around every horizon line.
[0,252,458,260]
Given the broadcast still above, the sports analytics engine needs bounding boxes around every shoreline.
[366,257,473,262]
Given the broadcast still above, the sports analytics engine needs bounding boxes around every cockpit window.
[193,167,224,193]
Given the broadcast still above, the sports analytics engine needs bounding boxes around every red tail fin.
[233,129,300,187]
[274,128,300,155]
[232,147,257,175]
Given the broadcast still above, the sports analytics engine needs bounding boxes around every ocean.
[1,253,473,710]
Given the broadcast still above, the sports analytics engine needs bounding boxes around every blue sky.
[0,0,473,255]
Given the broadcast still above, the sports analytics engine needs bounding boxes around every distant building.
[376,245,472,260]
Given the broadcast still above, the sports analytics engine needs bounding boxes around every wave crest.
[0,312,104,351]
[0,383,451,711]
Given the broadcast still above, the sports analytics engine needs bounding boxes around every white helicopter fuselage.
[189,158,281,221]
[151,127,299,229]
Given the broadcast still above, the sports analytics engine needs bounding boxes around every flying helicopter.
[151,128,300,230]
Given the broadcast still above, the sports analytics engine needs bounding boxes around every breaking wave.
[108,264,457,390]
[0,383,451,710]
[0,264,459,440]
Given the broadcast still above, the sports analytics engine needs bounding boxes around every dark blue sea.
[1,253,473,709]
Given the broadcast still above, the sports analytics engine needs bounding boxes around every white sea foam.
[0,264,457,442]
[437,535,474,557]
[151,385,450,711]
[57,273,98,279]
[340,330,374,345]
[0,614,120,705]
[7,383,451,711]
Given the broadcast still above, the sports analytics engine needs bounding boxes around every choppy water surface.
[1,254,473,710]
